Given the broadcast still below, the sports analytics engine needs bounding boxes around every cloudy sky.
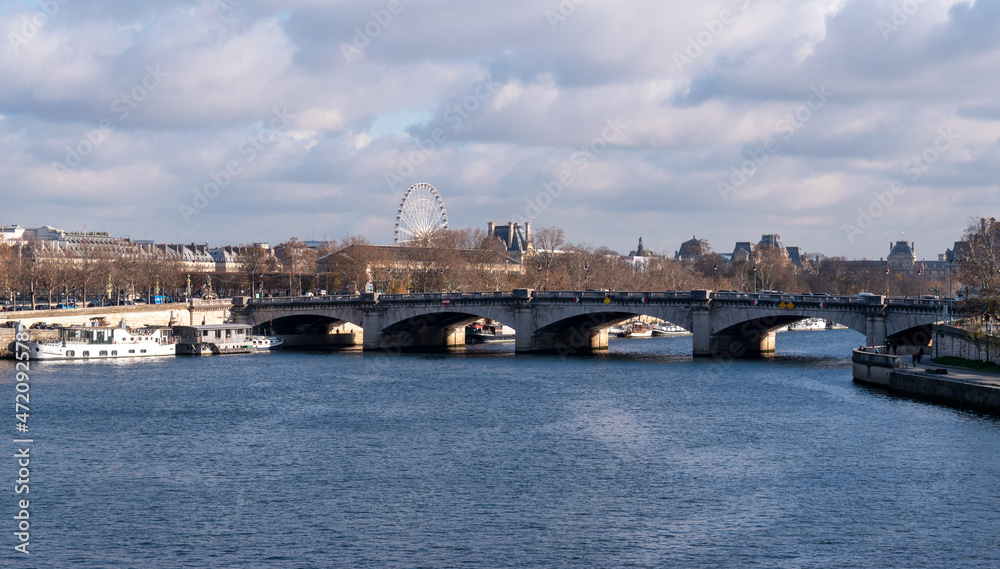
[1,0,997,259]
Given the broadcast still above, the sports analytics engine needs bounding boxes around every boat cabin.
[172,324,252,345]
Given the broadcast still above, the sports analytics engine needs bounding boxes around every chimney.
[525,222,532,248]
[508,221,515,246]
[487,222,495,235]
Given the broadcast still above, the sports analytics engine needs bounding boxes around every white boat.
[618,322,653,338]
[251,335,284,350]
[785,318,827,332]
[465,323,515,344]
[20,322,176,360]
[608,325,627,335]
[652,322,690,336]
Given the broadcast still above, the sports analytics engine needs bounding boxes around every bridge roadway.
[235,289,944,357]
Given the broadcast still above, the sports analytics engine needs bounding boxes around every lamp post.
[948,258,955,319]
[713,263,718,291]
[917,266,923,298]
[584,263,590,289]
[752,265,757,293]
[885,267,890,297]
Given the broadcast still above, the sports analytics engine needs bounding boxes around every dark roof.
[758,234,784,249]
[677,236,705,258]
[732,242,753,256]
[786,246,802,265]
[490,223,531,253]
[889,241,914,258]
[946,241,970,262]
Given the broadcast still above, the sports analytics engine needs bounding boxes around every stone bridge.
[234,289,945,357]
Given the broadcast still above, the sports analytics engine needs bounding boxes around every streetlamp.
[885,267,890,297]
[713,263,718,291]
[752,265,757,293]
[584,263,590,289]
[917,266,923,298]
[948,258,955,319]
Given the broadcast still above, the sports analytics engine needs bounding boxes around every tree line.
[0,224,966,308]
[318,226,954,296]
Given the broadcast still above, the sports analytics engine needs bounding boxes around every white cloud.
[0,0,997,258]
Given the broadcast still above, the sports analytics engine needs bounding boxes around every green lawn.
[933,356,1000,374]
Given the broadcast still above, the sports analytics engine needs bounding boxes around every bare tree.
[277,238,318,295]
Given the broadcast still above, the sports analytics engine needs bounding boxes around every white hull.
[25,341,176,360]
[252,336,284,350]
[652,324,690,336]
[619,330,653,338]
[783,318,827,332]
[21,324,177,360]
[617,323,653,338]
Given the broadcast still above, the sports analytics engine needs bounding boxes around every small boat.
[652,322,690,336]
[784,318,827,332]
[19,321,176,360]
[251,335,284,350]
[617,322,653,338]
[607,325,627,335]
[466,323,515,344]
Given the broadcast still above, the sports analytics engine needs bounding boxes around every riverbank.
[853,348,1000,414]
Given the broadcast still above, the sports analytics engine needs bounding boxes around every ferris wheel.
[394,183,449,244]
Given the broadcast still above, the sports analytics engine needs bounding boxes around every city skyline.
[2,1,998,259]
[1,218,964,264]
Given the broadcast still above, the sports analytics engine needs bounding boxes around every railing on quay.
[242,290,946,309]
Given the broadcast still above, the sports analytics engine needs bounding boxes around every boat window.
[129,349,135,354]
[82,351,90,357]
[111,351,117,356]
[140,349,146,354]
[99,351,108,356]
[67,350,75,357]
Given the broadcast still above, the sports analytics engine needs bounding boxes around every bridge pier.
[362,308,381,350]
[709,330,776,358]
[866,315,886,347]
[692,309,712,357]
[517,327,609,354]
[514,307,533,353]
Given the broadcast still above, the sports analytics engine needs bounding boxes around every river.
[3,329,999,568]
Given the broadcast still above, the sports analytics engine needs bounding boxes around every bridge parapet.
[231,290,944,356]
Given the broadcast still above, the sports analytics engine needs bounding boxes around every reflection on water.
[2,329,999,568]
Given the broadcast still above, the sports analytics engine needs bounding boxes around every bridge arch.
[371,304,518,351]
[526,305,694,353]
[240,305,366,349]
[710,308,869,337]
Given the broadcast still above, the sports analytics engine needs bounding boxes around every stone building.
[486,221,534,262]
